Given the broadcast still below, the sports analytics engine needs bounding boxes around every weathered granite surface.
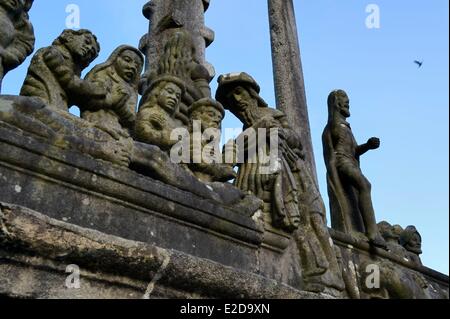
[0,202,329,299]
[0,105,447,299]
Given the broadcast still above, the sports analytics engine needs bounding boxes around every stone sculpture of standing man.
[322,89,385,248]
[0,0,35,92]
[216,73,344,293]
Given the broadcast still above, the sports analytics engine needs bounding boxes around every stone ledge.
[0,116,266,271]
[330,229,449,289]
[0,202,331,299]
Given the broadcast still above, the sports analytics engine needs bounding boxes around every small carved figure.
[187,97,236,183]
[0,95,228,203]
[323,90,386,248]
[0,0,35,92]
[360,258,429,299]
[20,29,105,110]
[378,221,408,257]
[216,72,344,293]
[80,45,144,137]
[400,226,423,266]
[135,74,187,151]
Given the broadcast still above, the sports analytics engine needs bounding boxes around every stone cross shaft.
[268,0,318,183]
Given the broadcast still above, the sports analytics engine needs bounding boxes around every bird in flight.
[414,60,423,68]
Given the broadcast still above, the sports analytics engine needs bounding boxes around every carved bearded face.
[114,50,142,84]
[157,82,182,113]
[65,33,99,67]
[337,93,350,118]
[405,232,422,254]
[192,106,223,130]
[227,86,258,126]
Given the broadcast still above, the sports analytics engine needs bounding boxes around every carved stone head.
[142,75,186,116]
[400,226,422,255]
[328,90,350,120]
[113,47,143,86]
[88,45,143,89]
[216,72,268,126]
[52,29,100,69]
[378,221,403,244]
[189,98,224,130]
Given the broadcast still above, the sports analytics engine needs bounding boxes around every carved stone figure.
[216,72,344,293]
[0,96,133,167]
[140,0,215,88]
[323,89,386,248]
[360,258,429,299]
[0,0,34,92]
[378,221,407,257]
[187,97,236,183]
[0,95,227,203]
[135,74,187,151]
[140,30,212,121]
[400,226,423,266]
[20,29,104,111]
[80,45,144,137]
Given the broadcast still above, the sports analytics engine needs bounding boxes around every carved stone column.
[140,0,215,78]
[268,0,317,183]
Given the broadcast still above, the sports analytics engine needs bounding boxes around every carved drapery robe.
[322,119,365,234]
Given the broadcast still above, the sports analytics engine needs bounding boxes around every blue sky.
[2,1,448,275]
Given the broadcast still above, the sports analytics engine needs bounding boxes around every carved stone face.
[337,94,350,118]
[65,33,99,66]
[114,50,142,84]
[192,106,223,130]
[405,232,422,255]
[227,85,258,125]
[157,82,182,113]
[391,225,403,239]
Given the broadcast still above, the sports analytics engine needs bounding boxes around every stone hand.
[255,116,279,129]
[367,137,380,150]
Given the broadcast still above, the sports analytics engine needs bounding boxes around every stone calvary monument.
[0,0,448,299]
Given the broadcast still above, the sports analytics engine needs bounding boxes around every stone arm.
[84,74,136,127]
[356,137,380,158]
[135,108,175,150]
[116,93,137,128]
[43,48,105,105]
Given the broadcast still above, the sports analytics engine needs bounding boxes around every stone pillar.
[139,0,215,78]
[268,0,317,183]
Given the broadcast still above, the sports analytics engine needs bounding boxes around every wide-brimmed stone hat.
[215,72,261,107]
[189,97,225,118]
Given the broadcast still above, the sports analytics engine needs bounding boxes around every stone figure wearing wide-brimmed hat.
[0,0,35,92]
[79,45,144,138]
[216,72,344,293]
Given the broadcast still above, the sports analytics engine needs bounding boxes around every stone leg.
[338,164,384,246]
